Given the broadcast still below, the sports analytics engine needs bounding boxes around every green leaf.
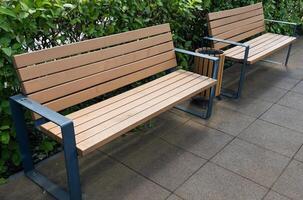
[0,178,7,185]
[0,126,9,131]
[12,152,21,166]
[0,131,10,144]
[63,4,75,9]
[0,7,16,18]
[1,48,12,56]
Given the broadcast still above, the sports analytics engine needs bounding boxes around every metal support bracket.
[9,94,82,200]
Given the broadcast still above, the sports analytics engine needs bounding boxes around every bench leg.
[61,122,82,200]
[10,99,81,200]
[284,43,293,67]
[205,85,216,119]
[221,46,250,99]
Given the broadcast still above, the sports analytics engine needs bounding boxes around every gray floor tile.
[263,191,291,200]
[238,120,303,157]
[212,139,290,187]
[292,81,303,94]
[294,146,303,162]
[194,105,255,136]
[37,152,170,200]
[0,175,54,200]
[102,135,206,191]
[217,96,273,118]
[261,104,303,134]
[166,194,183,200]
[278,91,303,112]
[175,162,267,200]
[273,160,303,200]
[160,120,233,159]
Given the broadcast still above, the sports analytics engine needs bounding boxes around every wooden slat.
[224,33,276,56]
[215,20,265,41]
[46,71,199,136]
[248,37,296,63]
[22,39,173,94]
[211,14,264,36]
[209,8,264,29]
[214,26,265,49]
[41,70,188,130]
[39,71,216,155]
[29,51,175,104]
[208,3,263,21]
[13,23,171,68]
[42,59,177,113]
[75,76,208,144]
[18,33,173,82]
[232,35,286,59]
[77,77,216,155]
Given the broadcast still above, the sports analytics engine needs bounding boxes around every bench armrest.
[264,19,298,26]
[264,19,298,37]
[203,37,249,48]
[174,48,220,80]
[10,94,72,127]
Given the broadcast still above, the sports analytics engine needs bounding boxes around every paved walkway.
[1,37,303,200]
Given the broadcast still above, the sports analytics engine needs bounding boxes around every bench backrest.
[207,3,265,49]
[13,24,176,115]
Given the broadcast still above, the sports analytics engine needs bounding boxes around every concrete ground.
[1,37,303,200]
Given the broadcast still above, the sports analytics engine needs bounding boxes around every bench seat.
[224,33,296,64]
[39,70,216,156]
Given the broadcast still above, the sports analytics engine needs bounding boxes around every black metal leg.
[236,61,248,99]
[61,122,82,200]
[10,98,81,200]
[205,86,216,119]
[9,99,34,173]
[284,43,292,67]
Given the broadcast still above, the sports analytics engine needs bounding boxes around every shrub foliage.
[0,0,302,180]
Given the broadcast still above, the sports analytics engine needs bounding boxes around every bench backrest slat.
[207,3,265,49]
[13,24,176,116]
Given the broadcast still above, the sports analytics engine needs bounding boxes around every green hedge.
[0,0,302,182]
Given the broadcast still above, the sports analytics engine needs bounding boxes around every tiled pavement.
[1,37,303,200]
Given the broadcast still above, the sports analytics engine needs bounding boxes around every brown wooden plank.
[13,24,171,68]
[224,33,276,56]
[232,35,286,59]
[44,71,193,135]
[74,75,207,144]
[29,51,175,103]
[211,14,264,36]
[42,59,177,113]
[208,8,264,30]
[22,40,173,94]
[208,3,263,21]
[248,37,296,63]
[77,77,216,155]
[215,20,265,41]
[57,73,200,136]
[214,26,265,49]
[18,33,173,82]
[41,70,187,130]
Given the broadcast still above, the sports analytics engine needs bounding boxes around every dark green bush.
[0,0,302,181]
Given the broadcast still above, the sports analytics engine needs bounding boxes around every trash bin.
[194,47,225,98]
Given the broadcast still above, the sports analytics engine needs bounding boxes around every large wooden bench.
[9,24,219,200]
[205,3,297,98]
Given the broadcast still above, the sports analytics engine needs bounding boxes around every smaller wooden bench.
[10,24,219,200]
[205,2,297,98]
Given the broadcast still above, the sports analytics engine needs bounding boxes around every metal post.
[61,122,82,200]
[205,59,219,118]
[9,98,34,172]
[236,46,250,99]
[284,43,292,67]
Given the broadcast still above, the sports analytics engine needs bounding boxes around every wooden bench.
[9,24,219,200]
[205,2,297,98]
